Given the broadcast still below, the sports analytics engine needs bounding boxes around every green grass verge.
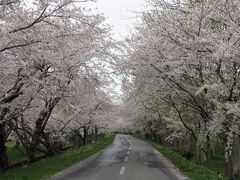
[6,142,50,164]
[1,134,115,180]
[211,153,226,177]
[142,138,228,180]
[6,142,28,163]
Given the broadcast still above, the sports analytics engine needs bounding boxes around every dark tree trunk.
[27,97,60,161]
[153,133,157,143]
[205,135,211,167]
[41,132,57,157]
[83,127,88,146]
[0,122,8,172]
[74,136,82,148]
[73,131,84,148]
[94,126,98,141]
[0,107,9,172]
[0,75,24,170]
[145,133,149,139]
[157,134,162,145]
[226,135,240,179]
[26,147,36,162]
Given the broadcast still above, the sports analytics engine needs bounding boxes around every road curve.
[52,135,188,180]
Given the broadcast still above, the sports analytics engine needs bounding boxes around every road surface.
[52,135,187,180]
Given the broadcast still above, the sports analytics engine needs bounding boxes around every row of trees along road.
[0,0,116,172]
[119,0,240,179]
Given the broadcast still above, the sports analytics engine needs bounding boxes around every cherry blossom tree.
[120,0,240,177]
[0,0,114,171]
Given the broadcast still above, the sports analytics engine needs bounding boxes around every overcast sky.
[26,0,146,39]
[85,0,146,40]
[83,0,147,101]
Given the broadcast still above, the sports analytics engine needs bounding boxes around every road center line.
[120,166,125,175]
[127,150,130,155]
[124,157,128,162]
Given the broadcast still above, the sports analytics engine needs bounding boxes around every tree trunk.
[94,126,98,141]
[0,76,24,169]
[183,135,194,160]
[27,97,60,161]
[145,133,149,139]
[205,135,211,167]
[41,132,58,156]
[26,146,36,162]
[156,134,161,144]
[0,123,8,172]
[226,135,240,179]
[83,127,88,146]
[74,136,82,148]
[0,108,9,172]
[153,133,157,143]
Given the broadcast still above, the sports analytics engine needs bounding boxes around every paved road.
[53,135,187,180]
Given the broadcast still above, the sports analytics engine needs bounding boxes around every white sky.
[85,0,146,40]
[26,0,146,39]
[84,0,147,102]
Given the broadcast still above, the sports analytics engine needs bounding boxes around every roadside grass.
[6,141,28,163]
[1,134,115,180]
[143,139,228,180]
[211,153,226,177]
[6,142,48,164]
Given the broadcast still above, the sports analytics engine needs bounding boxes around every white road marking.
[127,151,130,155]
[120,166,125,175]
[124,157,128,162]
[129,147,131,150]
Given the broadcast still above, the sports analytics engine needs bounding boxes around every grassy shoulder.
[6,142,28,163]
[142,138,228,180]
[6,142,46,164]
[1,134,115,180]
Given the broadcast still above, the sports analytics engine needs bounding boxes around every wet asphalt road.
[54,135,183,180]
